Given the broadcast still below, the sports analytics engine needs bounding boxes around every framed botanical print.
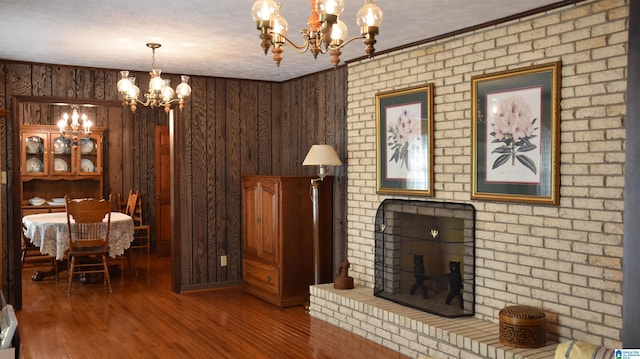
[376,84,434,196]
[471,61,561,205]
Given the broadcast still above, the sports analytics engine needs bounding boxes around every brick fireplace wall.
[343,0,627,349]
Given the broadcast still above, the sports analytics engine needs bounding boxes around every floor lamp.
[302,144,342,285]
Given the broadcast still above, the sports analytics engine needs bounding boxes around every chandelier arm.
[135,97,183,107]
[328,34,366,51]
[278,34,312,53]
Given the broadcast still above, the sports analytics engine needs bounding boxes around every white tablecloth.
[22,212,134,260]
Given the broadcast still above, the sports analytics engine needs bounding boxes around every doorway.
[155,126,171,257]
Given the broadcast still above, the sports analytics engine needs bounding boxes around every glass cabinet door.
[77,135,100,175]
[22,133,47,176]
[51,135,72,175]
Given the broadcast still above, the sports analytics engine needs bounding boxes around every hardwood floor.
[16,254,410,359]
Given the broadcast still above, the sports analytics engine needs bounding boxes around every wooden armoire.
[241,175,333,307]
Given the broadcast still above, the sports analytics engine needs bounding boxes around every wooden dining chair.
[65,195,112,294]
[112,190,139,275]
[130,192,151,256]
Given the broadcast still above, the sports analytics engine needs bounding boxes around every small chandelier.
[117,43,192,113]
[251,0,383,67]
[57,106,92,144]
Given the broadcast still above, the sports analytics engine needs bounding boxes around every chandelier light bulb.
[117,71,132,93]
[357,0,383,28]
[331,19,348,43]
[317,0,344,16]
[161,79,175,102]
[251,0,278,22]
[272,13,289,37]
[176,76,192,99]
[149,69,165,92]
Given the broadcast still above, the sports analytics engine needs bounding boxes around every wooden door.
[241,177,279,264]
[155,126,171,256]
[258,179,279,264]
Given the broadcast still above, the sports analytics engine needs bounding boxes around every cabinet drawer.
[243,259,279,295]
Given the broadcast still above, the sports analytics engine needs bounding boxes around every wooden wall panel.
[257,82,273,175]
[0,59,347,296]
[225,80,242,287]
[31,65,51,96]
[190,75,209,283]
[214,78,230,280]
[240,81,259,176]
[204,78,220,280]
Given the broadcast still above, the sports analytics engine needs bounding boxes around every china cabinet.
[20,125,104,215]
[241,175,333,307]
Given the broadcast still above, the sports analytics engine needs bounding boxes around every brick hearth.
[310,284,558,359]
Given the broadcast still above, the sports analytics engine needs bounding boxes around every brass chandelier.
[57,105,92,144]
[251,0,383,67]
[117,43,192,113]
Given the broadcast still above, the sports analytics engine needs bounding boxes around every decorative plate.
[47,201,65,206]
[80,138,94,154]
[25,158,44,172]
[80,159,95,172]
[25,137,43,154]
[53,137,70,154]
[51,198,66,203]
[54,158,69,172]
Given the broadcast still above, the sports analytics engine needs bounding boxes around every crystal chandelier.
[117,43,192,113]
[251,0,383,67]
[57,105,92,144]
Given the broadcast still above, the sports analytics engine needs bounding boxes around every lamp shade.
[302,145,342,166]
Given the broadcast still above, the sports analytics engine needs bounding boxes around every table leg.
[31,260,67,281]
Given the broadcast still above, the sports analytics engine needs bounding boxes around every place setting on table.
[22,196,135,282]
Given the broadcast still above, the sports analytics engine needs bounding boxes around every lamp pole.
[310,177,322,285]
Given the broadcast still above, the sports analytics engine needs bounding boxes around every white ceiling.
[0,0,565,82]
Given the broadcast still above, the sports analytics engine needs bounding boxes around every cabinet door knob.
[246,269,251,275]
[267,276,272,282]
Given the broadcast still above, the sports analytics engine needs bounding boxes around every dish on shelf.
[80,159,95,172]
[80,138,94,154]
[54,158,69,172]
[25,137,43,154]
[51,198,66,203]
[29,197,46,206]
[53,137,71,154]
[47,201,66,206]
[25,158,44,172]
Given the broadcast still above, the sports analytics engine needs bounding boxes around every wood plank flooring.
[16,254,410,359]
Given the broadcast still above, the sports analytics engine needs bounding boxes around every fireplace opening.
[374,199,475,318]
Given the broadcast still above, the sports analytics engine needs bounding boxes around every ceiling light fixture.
[251,0,383,67]
[57,105,92,144]
[117,43,192,113]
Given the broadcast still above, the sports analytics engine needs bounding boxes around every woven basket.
[499,305,546,348]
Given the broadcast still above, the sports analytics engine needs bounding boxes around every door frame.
[169,110,181,293]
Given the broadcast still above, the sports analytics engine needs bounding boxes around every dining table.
[22,211,134,281]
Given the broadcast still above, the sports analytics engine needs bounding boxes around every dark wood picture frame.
[376,84,434,196]
[471,61,561,205]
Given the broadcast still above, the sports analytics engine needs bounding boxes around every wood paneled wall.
[0,60,347,300]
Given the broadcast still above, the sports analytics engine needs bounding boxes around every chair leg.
[67,257,75,294]
[126,250,137,277]
[102,255,112,293]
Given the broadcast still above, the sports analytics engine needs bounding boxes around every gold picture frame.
[471,62,561,205]
[376,84,434,196]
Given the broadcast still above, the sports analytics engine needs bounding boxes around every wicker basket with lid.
[499,305,546,348]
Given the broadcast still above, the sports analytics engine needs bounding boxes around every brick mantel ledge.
[310,284,558,359]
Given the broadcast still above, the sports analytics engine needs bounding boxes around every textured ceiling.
[0,0,565,82]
